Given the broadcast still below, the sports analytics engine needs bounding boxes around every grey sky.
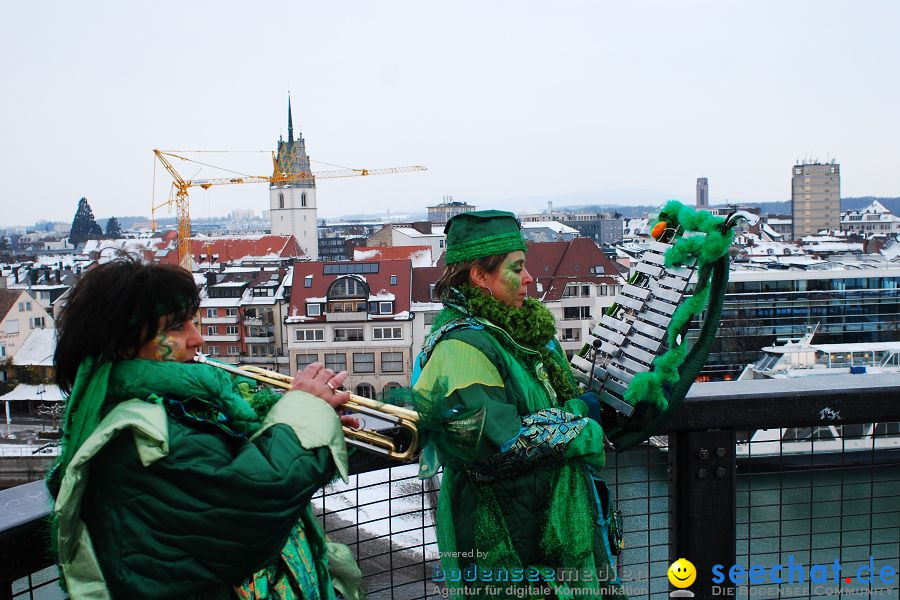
[2,1,898,227]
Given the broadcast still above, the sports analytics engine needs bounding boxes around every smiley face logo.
[668,558,696,588]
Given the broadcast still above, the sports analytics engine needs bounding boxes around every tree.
[105,216,122,239]
[69,197,103,245]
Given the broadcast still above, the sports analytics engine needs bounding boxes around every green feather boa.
[436,285,578,402]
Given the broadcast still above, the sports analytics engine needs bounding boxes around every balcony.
[3,375,899,599]
[244,336,275,343]
[326,312,367,322]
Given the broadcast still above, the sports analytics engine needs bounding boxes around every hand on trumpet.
[290,362,360,429]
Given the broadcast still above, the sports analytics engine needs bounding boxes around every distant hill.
[561,196,900,219]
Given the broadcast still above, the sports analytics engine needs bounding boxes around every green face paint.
[155,333,176,361]
[501,263,522,296]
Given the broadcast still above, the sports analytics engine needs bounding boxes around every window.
[424,311,437,326]
[301,192,307,207]
[353,352,375,373]
[225,307,238,317]
[561,328,581,342]
[390,275,398,285]
[356,383,375,399]
[279,193,285,209]
[226,325,239,335]
[563,306,591,320]
[29,317,45,329]
[207,326,219,335]
[307,303,321,317]
[381,352,404,373]
[323,263,378,275]
[0,346,5,358]
[324,353,347,372]
[383,382,401,394]
[373,326,402,340]
[304,275,313,288]
[18,301,31,312]
[379,301,393,314]
[227,346,240,356]
[295,329,325,342]
[208,346,220,356]
[296,353,317,370]
[206,308,218,318]
[334,328,364,342]
[429,284,437,301]
[439,239,445,248]
[329,277,367,298]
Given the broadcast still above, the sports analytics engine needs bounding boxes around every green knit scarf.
[436,284,578,402]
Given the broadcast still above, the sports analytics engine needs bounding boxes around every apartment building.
[791,161,841,239]
[286,259,415,398]
[0,289,51,375]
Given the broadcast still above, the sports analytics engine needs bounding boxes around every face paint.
[155,333,177,361]
[501,262,522,296]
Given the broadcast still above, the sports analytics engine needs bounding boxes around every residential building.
[286,259,415,398]
[841,200,900,236]
[427,198,476,224]
[366,223,446,259]
[241,269,292,373]
[764,216,793,240]
[696,177,709,209]
[519,211,624,246]
[200,273,251,363]
[0,289,52,375]
[791,161,841,239]
[269,97,319,259]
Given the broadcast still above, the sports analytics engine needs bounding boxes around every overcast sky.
[2,1,898,227]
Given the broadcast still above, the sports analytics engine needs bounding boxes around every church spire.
[287,94,294,142]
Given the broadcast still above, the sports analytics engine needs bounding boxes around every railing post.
[670,429,736,599]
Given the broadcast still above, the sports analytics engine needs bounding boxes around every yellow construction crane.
[152,149,427,270]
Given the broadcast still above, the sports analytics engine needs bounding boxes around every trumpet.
[194,353,419,461]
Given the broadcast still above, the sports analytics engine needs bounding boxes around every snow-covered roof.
[12,328,56,367]
[521,221,579,234]
[0,383,65,402]
[394,228,443,238]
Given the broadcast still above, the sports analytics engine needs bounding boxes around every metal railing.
[2,374,899,600]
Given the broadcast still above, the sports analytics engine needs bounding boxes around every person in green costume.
[48,258,364,600]
[412,211,627,599]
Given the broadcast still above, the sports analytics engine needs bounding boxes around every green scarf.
[436,284,578,402]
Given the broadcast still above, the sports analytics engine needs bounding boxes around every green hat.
[444,210,526,265]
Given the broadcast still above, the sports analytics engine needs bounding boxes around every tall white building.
[269,98,319,259]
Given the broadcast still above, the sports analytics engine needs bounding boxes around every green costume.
[48,359,363,600]
[413,287,624,599]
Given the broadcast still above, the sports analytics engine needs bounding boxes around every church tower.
[270,96,318,259]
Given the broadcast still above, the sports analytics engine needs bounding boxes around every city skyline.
[2,1,898,228]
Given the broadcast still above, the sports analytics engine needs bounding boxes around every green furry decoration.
[623,201,733,409]
[445,284,579,402]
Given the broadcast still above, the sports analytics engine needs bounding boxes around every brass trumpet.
[193,353,419,461]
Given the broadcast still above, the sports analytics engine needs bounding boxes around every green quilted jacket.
[53,391,358,599]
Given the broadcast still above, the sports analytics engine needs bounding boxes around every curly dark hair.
[434,254,506,301]
[54,258,200,393]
